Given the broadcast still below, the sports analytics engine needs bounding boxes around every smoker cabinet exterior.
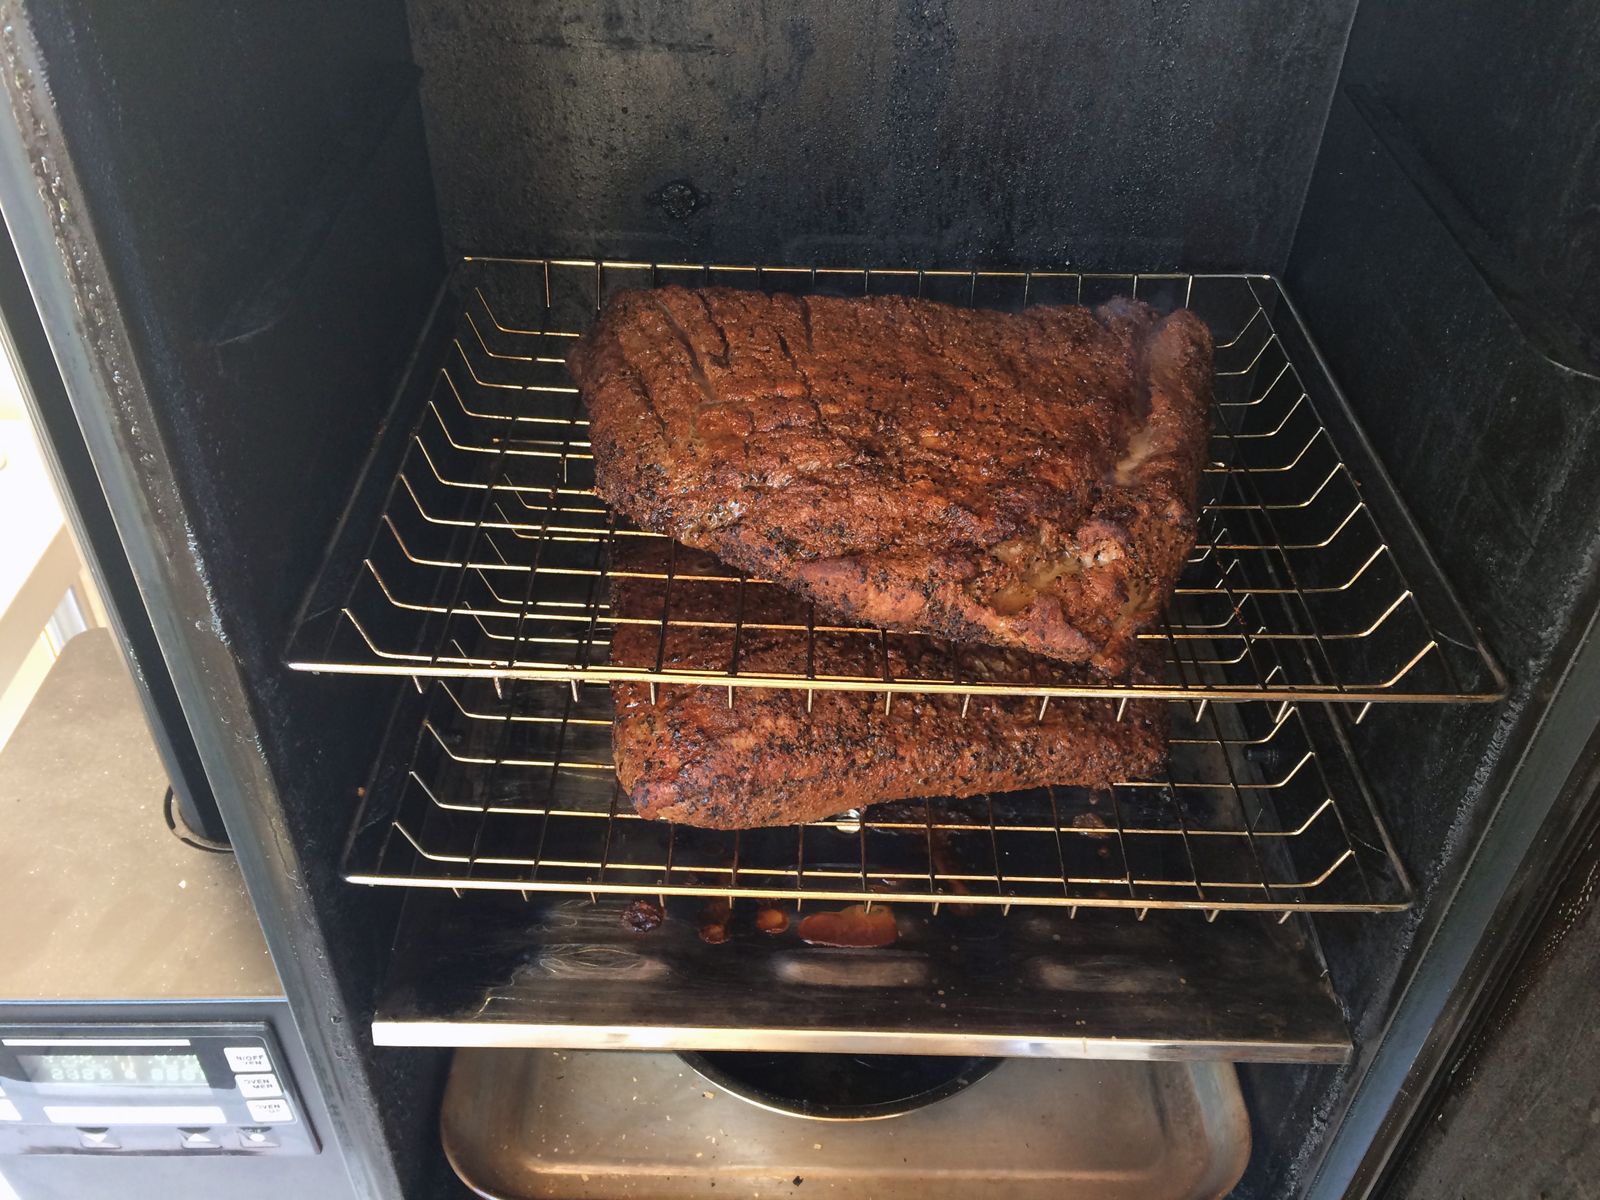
[0,0,1594,1197]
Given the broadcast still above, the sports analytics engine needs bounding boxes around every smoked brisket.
[608,543,1167,830]
[571,288,1212,672]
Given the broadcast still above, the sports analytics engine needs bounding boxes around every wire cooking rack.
[342,677,1410,915]
[288,257,1504,705]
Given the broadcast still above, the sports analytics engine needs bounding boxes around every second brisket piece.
[608,542,1167,830]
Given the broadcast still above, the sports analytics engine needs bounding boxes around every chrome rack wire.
[341,677,1411,916]
[288,257,1506,704]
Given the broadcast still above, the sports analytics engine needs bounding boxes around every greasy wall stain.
[406,0,1359,270]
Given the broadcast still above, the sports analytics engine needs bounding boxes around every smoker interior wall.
[1236,0,1600,1192]
[18,0,449,1194]
[1345,0,1600,341]
[407,0,1358,271]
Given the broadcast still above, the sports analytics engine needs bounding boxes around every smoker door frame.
[0,7,414,1199]
[0,155,226,846]
[1305,612,1600,1198]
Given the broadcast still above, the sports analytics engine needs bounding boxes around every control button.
[235,1073,283,1099]
[238,1126,278,1149]
[78,1127,116,1149]
[0,1100,20,1122]
[179,1128,218,1149]
[224,1046,271,1073]
[245,1098,294,1124]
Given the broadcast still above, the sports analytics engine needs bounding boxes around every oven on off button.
[236,1074,283,1099]
[245,1099,293,1124]
[224,1046,271,1073]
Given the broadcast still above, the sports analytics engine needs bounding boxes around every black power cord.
[162,785,232,854]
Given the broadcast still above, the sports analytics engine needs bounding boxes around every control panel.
[0,1024,317,1155]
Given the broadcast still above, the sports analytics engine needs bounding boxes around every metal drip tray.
[371,890,1349,1062]
[441,1047,1251,1199]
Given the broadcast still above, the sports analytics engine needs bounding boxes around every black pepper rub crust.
[570,287,1213,673]
[607,542,1168,831]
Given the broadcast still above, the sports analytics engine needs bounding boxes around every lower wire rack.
[343,678,1412,916]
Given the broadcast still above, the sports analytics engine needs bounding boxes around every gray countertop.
[0,630,280,1002]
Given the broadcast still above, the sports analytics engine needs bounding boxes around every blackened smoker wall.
[408,0,1360,271]
[1239,0,1600,1193]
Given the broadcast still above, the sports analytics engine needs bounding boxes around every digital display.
[18,1053,207,1089]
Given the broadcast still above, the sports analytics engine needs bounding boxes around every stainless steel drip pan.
[441,1047,1251,1200]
